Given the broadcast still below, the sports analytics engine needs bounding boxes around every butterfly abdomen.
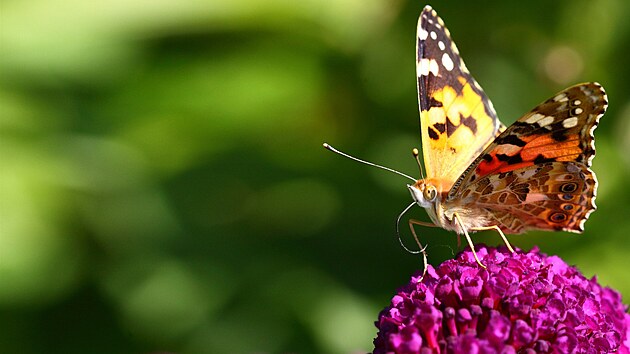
[439,205,493,234]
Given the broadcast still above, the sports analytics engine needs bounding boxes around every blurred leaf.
[0,139,84,305]
[246,179,340,237]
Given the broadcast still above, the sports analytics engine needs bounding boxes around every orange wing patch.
[475,133,583,176]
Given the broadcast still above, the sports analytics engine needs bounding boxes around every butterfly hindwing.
[416,6,504,190]
[454,162,598,233]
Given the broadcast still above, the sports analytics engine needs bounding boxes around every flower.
[373,245,630,354]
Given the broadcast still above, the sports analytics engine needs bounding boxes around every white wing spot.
[417,58,430,76]
[419,29,429,40]
[574,107,583,114]
[562,117,578,128]
[417,59,439,77]
[553,93,568,102]
[573,99,581,105]
[429,59,439,76]
[438,41,445,50]
[524,113,545,124]
[430,31,437,40]
[442,53,454,71]
[537,116,555,127]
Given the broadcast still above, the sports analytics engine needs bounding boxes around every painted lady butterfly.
[326,5,607,270]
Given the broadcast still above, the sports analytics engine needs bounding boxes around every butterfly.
[324,5,607,271]
[406,5,607,268]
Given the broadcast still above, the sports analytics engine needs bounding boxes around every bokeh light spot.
[544,46,584,85]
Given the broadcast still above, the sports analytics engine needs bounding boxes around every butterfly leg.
[453,212,486,269]
[408,219,435,281]
[471,225,515,253]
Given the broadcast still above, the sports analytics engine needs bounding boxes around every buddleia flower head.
[374,245,630,353]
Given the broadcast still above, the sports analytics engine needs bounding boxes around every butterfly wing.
[417,6,505,191]
[447,83,607,233]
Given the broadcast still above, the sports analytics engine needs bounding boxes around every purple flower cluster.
[374,245,630,354]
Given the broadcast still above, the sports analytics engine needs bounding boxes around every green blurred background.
[1,0,630,353]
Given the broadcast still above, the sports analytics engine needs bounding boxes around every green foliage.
[2,0,629,352]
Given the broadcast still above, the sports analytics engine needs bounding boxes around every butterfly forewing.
[449,83,607,193]
[416,6,504,190]
[446,83,607,233]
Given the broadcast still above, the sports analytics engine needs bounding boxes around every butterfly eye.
[423,185,437,202]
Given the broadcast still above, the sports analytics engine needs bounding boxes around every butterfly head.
[408,180,438,209]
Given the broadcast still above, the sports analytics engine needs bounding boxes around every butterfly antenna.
[396,202,423,254]
[323,143,416,182]
[412,148,425,179]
